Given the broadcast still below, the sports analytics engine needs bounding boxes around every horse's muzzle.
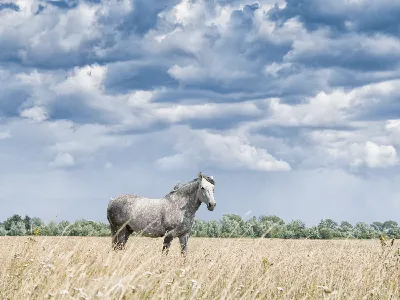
[207,203,216,211]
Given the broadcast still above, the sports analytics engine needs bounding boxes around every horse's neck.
[183,194,201,216]
[167,183,201,216]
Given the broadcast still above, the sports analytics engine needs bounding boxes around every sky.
[1,0,400,226]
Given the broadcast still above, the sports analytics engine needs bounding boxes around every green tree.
[206,220,221,237]
[39,221,58,236]
[319,228,334,239]
[339,221,354,238]
[353,222,377,239]
[220,214,244,238]
[4,214,23,231]
[318,219,339,239]
[284,220,307,239]
[383,221,398,237]
[31,217,44,234]
[371,222,384,233]
[57,221,71,236]
[305,226,320,239]
[8,221,26,236]
[387,227,400,238]
[318,219,338,230]
[0,226,7,236]
[67,220,110,236]
[243,217,260,238]
[24,215,32,233]
[191,219,208,237]
[259,215,285,225]
[31,217,44,227]
[258,215,285,238]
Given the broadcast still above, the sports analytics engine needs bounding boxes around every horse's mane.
[167,175,215,196]
[203,175,215,185]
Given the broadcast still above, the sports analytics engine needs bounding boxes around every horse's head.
[196,172,216,211]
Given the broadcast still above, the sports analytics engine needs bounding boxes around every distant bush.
[1,214,400,240]
[0,226,7,236]
[8,221,26,236]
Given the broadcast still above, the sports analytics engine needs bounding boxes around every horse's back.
[107,194,142,223]
[107,194,166,235]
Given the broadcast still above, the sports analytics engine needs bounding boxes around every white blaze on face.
[199,178,215,207]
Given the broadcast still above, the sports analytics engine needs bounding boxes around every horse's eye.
[201,187,205,190]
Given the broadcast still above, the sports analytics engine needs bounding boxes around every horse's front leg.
[179,233,189,257]
[162,235,173,255]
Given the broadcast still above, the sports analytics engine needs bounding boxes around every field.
[1,237,399,299]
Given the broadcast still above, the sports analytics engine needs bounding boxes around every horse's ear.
[210,175,213,179]
[198,172,203,179]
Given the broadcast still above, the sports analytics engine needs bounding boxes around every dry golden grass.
[1,236,400,299]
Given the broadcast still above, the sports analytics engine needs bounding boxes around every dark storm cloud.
[252,124,358,140]
[1,0,400,225]
[285,34,400,72]
[104,63,179,94]
[0,88,31,118]
[47,94,114,124]
[0,3,19,11]
[268,0,400,36]
[41,0,102,10]
[118,0,181,36]
[349,90,400,122]
[180,114,263,130]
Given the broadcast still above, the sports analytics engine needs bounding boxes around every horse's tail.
[106,198,116,231]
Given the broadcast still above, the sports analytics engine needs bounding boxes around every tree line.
[0,215,110,237]
[1,214,400,239]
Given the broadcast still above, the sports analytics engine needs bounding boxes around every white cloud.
[156,126,291,172]
[2,0,400,225]
[49,152,75,168]
[263,62,292,78]
[285,31,400,66]
[0,1,101,67]
[157,153,189,170]
[47,123,133,159]
[54,65,107,93]
[168,64,208,83]
[0,131,11,140]
[104,162,113,169]
[386,119,400,131]
[127,90,156,106]
[356,141,398,168]
[154,101,261,123]
[20,106,48,122]
[310,130,398,169]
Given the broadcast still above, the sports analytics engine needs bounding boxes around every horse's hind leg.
[179,234,189,257]
[162,235,173,255]
[112,226,132,250]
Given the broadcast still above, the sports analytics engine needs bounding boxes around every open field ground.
[1,237,400,299]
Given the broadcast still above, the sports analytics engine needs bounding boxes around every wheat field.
[0,236,399,299]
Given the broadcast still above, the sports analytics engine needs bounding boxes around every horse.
[106,172,216,256]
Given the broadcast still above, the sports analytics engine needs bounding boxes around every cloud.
[54,65,107,93]
[325,140,398,169]
[1,0,400,224]
[386,119,400,131]
[1,1,398,174]
[0,3,19,12]
[156,126,291,172]
[20,106,48,122]
[268,0,400,36]
[0,1,102,68]
[360,141,398,168]
[284,31,400,72]
[0,131,11,140]
[50,152,76,168]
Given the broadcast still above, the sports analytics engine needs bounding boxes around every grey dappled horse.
[106,172,216,256]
